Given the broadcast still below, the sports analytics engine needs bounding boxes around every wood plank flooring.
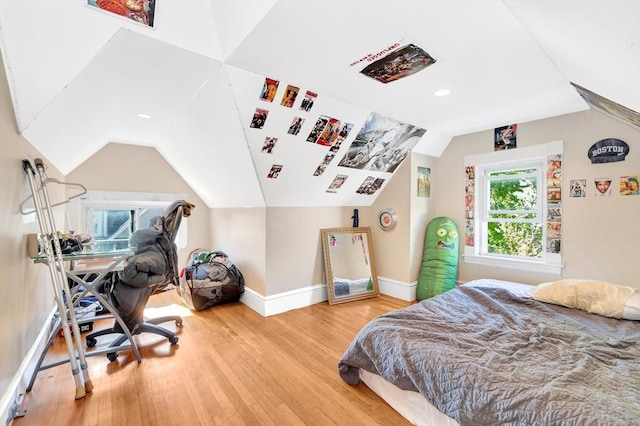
[14,290,414,426]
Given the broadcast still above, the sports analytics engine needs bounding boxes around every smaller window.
[89,207,165,251]
[69,191,188,251]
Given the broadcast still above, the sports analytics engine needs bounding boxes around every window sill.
[463,254,562,275]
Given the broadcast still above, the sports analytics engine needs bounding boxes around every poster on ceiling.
[261,137,278,153]
[326,175,348,193]
[317,118,341,146]
[87,0,156,27]
[306,116,330,143]
[287,117,305,135]
[351,41,436,84]
[280,85,299,108]
[267,165,283,179]
[338,112,425,173]
[356,176,385,195]
[314,153,336,177]
[571,82,640,128]
[329,123,354,153]
[259,78,279,102]
[300,91,317,112]
[250,108,269,129]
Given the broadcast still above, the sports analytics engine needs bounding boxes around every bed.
[338,278,640,425]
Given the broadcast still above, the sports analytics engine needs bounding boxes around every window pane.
[92,210,131,240]
[489,176,537,211]
[489,168,537,177]
[90,207,164,251]
[487,222,543,258]
[488,212,537,220]
[138,208,164,228]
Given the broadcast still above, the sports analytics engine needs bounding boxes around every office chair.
[86,200,195,361]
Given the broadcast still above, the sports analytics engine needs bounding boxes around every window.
[480,162,543,258]
[68,191,188,252]
[464,141,563,274]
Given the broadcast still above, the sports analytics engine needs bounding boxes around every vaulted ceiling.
[1,1,638,207]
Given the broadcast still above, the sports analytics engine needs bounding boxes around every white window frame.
[68,191,188,249]
[464,141,563,275]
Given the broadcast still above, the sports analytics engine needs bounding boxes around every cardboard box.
[27,233,41,257]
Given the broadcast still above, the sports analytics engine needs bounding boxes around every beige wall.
[66,143,212,267]
[209,207,268,295]
[367,151,437,285]
[209,206,373,297]
[369,156,412,283]
[0,54,64,407]
[433,110,640,288]
[265,206,371,296]
[409,153,437,283]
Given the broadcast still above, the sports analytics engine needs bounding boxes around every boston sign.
[587,138,629,164]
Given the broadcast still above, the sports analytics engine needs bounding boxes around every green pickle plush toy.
[417,217,459,300]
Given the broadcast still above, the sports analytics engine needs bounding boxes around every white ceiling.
[1,0,638,208]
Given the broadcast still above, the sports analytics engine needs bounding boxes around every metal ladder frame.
[22,158,92,399]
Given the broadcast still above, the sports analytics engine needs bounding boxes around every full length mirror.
[321,227,379,305]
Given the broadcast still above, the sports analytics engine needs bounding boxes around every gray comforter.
[338,286,640,425]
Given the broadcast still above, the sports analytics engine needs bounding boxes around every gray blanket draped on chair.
[110,200,195,331]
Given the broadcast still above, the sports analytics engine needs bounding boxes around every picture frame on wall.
[417,166,431,197]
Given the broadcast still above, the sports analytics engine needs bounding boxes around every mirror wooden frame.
[321,227,380,305]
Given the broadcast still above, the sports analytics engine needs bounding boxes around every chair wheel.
[169,336,179,345]
[86,338,97,347]
[107,352,118,362]
[175,319,183,327]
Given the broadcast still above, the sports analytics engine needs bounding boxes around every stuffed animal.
[417,217,459,300]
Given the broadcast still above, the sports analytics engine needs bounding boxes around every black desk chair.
[85,200,195,361]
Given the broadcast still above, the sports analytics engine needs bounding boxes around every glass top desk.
[28,249,142,391]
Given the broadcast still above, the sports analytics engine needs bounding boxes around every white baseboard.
[377,276,417,301]
[1,306,56,426]
[240,278,416,317]
[240,284,328,317]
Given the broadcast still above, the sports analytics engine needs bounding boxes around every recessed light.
[137,113,152,119]
[434,89,450,97]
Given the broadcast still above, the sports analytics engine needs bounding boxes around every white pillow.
[530,279,639,320]
[623,291,640,320]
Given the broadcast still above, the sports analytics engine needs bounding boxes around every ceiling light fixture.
[136,113,152,119]
[434,89,451,97]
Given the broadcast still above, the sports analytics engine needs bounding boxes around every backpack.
[178,250,245,311]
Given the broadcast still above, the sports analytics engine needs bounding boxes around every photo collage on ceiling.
[250,76,421,195]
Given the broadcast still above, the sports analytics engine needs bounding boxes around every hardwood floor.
[14,290,414,426]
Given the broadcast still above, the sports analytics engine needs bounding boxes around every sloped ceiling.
[1,0,638,208]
